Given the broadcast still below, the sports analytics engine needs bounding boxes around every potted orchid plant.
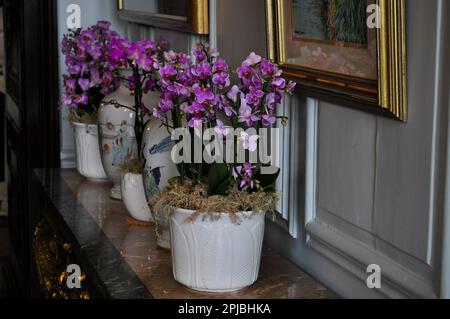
[61,21,121,181]
[97,36,165,220]
[151,43,295,292]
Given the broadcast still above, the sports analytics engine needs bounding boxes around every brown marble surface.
[61,169,337,299]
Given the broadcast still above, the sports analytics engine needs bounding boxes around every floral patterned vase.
[142,117,179,249]
[98,87,137,200]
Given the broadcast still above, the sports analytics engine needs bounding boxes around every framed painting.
[266,0,407,121]
[117,0,209,35]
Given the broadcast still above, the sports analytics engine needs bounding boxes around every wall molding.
[208,0,217,48]
[439,0,450,299]
[305,98,318,235]
[60,148,76,169]
[427,0,448,267]
[306,220,436,299]
[304,99,437,299]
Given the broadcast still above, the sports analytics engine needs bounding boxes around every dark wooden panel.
[4,0,60,297]
[3,0,21,107]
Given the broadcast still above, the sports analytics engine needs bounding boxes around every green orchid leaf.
[255,167,280,189]
[208,163,231,196]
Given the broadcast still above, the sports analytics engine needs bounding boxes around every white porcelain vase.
[73,122,108,181]
[98,87,137,200]
[121,173,153,223]
[142,118,179,249]
[170,208,266,292]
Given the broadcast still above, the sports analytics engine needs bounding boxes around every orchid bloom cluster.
[152,49,195,127]
[226,53,296,191]
[153,43,231,130]
[61,21,121,121]
[232,53,296,127]
[107,37,167,159]
[153,43,296,194]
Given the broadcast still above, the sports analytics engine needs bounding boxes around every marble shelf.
[33,168,337,299]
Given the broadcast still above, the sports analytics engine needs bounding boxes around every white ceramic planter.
[142,118,179,249]
[73,122,108,181]
[98,87,137,200]
[170,208,265,292]
[121,173,153,223]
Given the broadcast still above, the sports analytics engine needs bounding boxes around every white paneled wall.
[216,0,450,298]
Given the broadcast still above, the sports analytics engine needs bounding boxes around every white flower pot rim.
[171,207,264,218]
[72,122,98,128]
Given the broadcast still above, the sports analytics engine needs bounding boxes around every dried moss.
[153,180,279,223]
[120,158,142,174]
[66,111,98,125]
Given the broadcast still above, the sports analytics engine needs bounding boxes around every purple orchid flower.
[159,99,174,113]
[286,81,297,95]
[213,59,228,73]
[251,74,263,89]
[236,64,253,79]
[243,52,262,66]
[65,78,76,94]
[188,118,205,130]
[260,59,278,76]
[78,78,90,91]
[240,131,260,152]
[87,44,102,59]
[235,163,257,191]
[136,54,154,72]
[271,77,286,90]
[188,102,207,116]
[246,87,265,106]
[214,119,230,136]
[179,102,189,114]
[160,64,177,80]
[239,99,260,127]
[89,69,101,87]
[212,72,230,89]
[261,114,276,126]
[193,85,215,104]
[192,61,213,80]
[80,29,95,42]
[265,93,276,109]
[226,85,241,104]
[192,44,207,62]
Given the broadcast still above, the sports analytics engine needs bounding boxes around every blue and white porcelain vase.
[142,117,179,249]
[98,86,137,200]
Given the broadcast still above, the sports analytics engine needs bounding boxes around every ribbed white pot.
[73,123,108,181]
[121,173,153,223]
[170,208,265,292]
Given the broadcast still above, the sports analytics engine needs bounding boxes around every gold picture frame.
[266,0,407,121]
[117,0,209,35]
